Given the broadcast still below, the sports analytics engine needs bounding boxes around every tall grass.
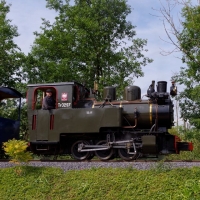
[0,166,200,200]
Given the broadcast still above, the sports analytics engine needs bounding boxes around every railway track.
[0,159,200,163]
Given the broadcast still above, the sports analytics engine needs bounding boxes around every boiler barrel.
[122,103,173,129]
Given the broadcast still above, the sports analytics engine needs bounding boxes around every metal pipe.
[127,142,137,155]
[149,124,156,134]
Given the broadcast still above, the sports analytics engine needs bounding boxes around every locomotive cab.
[27,82,95,154]
[27,82,91,110]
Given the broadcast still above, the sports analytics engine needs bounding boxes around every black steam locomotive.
[26,80,193,160]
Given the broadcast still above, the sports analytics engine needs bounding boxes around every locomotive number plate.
[58,103,71,108]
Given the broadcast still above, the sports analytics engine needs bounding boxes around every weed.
[151,160,172,173]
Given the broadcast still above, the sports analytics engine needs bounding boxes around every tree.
[158,0,200,128]
[0,0,24,87]
[25,0,152,97]
[0,1,28,139]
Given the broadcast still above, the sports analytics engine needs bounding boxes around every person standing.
[42,89,56,110]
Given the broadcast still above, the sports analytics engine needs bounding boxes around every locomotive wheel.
[71,140,90,160]
[118,148,138,161]
[87,152,95,160]
[95,140,114,160]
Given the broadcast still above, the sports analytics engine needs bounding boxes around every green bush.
[3,139,32,165]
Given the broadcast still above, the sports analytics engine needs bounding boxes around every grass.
[0,165,200,200]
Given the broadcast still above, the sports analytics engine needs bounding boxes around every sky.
[4,1,197,94]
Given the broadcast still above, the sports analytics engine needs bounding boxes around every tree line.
[0,0,199,134]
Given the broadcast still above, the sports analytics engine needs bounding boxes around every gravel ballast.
[1,161,200,171]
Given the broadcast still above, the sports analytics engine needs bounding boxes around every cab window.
[32,87,57,110]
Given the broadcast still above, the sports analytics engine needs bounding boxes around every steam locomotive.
[25,80,193,160]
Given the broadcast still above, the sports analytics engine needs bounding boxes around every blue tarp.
[0,87,22,144]
[0,87,23,100]
[0,117,20,142]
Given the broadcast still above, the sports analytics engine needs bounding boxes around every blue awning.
[0,87,23,100]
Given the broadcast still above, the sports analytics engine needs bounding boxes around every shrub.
[3,139,32,165]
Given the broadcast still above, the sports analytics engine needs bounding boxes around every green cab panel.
[29,107,122,142]
[54,107,122,133]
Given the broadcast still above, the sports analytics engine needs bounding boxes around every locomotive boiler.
[27,80,193,160]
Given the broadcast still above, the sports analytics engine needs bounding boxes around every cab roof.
[27,81,84,88]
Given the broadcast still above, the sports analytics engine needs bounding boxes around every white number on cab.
[58,103,71,108]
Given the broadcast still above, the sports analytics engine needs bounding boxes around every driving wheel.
[118,148,138,161]
[95,140,114,160]
[71,140,90,160]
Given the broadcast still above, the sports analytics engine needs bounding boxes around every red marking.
[32,115,36,130]
[50,115,54,130]
[188,142,194,151]
[174,136,181,154]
